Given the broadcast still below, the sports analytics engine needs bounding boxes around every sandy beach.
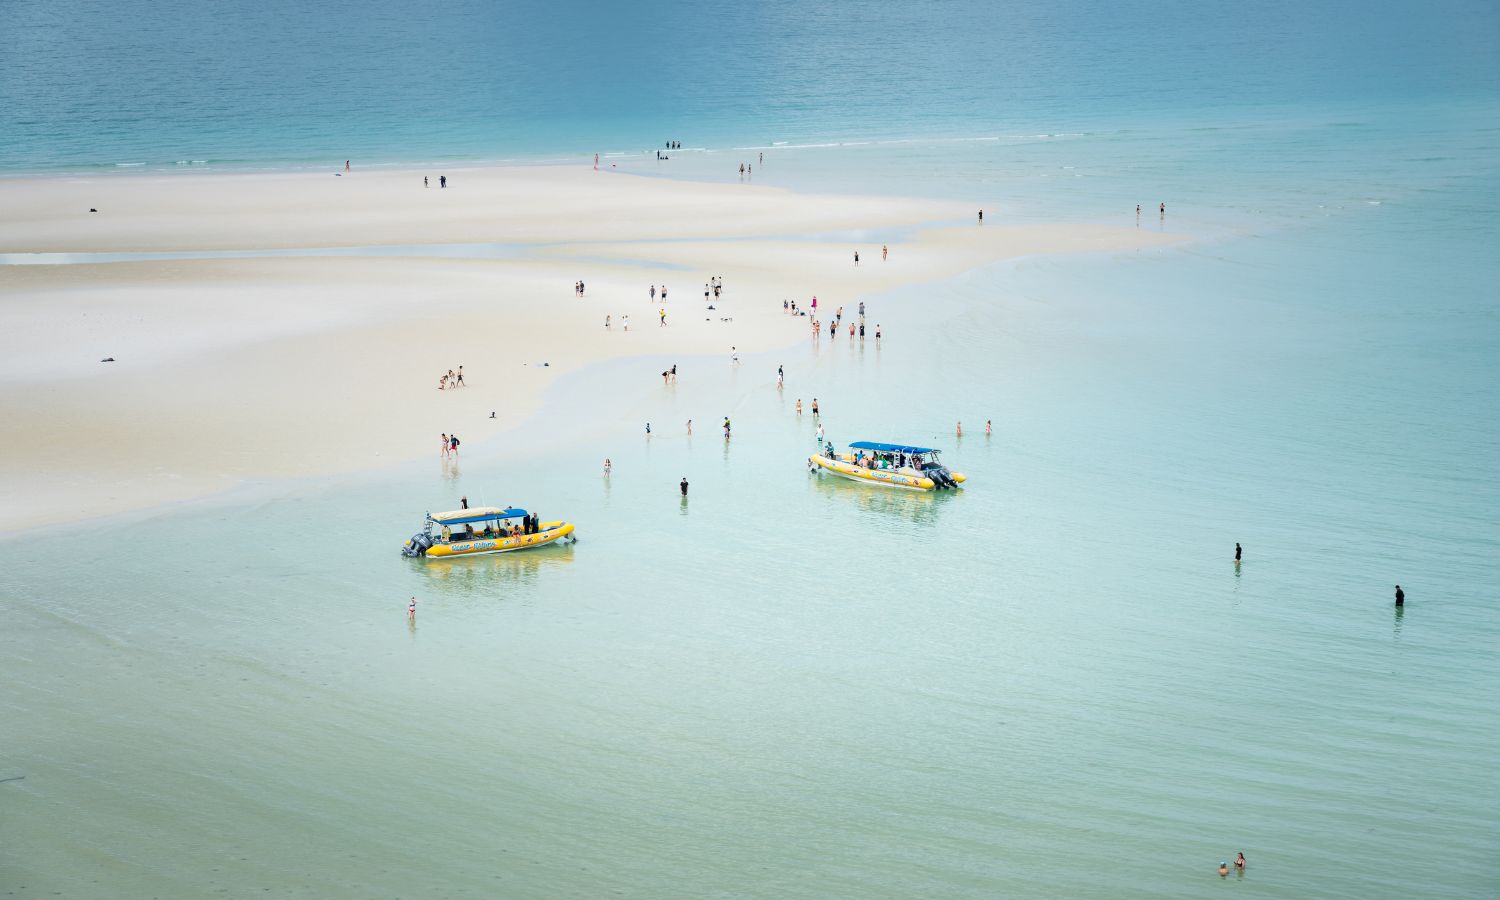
[0,165,1180,532]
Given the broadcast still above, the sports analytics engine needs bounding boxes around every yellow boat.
[401,506,576,558]
[809,440,966,491]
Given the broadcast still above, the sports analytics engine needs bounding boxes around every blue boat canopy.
[849,441,937,454]
[428,506,528,525]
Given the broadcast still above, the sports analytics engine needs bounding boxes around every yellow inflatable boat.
[809,440,966,491]
[401,506,576,558]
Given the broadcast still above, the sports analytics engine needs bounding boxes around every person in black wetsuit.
[1395,584,1404,606]
[680,477,689,497]
[1235,542,1242,562]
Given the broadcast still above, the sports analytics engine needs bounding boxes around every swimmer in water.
[1218,862,1229,878]
[985,419,993,435]
[1235,853,1246,870]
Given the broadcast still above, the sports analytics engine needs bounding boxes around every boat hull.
[423,521,575,558]
[809,454,946,490]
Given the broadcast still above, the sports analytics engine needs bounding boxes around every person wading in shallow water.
[680,477,689,496]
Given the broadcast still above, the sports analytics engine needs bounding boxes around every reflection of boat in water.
[809,441,966,491]
[401,506,576,558]
[419,542,576,593]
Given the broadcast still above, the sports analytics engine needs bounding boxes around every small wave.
[114,162,145,167]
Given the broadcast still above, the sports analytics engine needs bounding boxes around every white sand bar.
[0,166,1182,531]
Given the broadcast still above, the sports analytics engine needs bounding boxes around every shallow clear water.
[5,164,1498,896]
[4,0,1499,896]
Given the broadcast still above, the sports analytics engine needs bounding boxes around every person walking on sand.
[882,244,888,261]
[659,307,667,326]
[605,314,611,329]
[440,434,450,459]
[650,285,656,301]
[661,285,667,302]
[978,209,983,223]
[854,250,860,266]
[345,160,350,172]
[440,175,446,188]
[623,314,630,331]
[424,176,429,188]
[456,366,464,387]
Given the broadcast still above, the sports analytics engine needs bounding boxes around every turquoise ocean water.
[3,1,1499,897]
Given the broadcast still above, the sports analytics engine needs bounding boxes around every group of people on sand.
[574,280,587,296]
[851,245,888,265]
[438,366,465,390]
[421,175,448,188]
[790,296,880,341]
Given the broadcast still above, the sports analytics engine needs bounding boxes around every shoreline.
[0,165,1184,534]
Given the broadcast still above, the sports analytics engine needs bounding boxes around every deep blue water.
[2,0,1496,171]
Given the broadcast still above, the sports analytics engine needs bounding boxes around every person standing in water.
[686,419,692,434]
[645,422,652,437]
[723,417,732,438]
[978,209,983,223]
[1235,853,1246,871]
[1235,543,1242,562]
[1395,584,1405,606]
[795,399,802,415]
[603,458,612,475]
[882,244,888,261]
[408,597,417,619]
[680,477,689,497]
[956,421,963,437]
[985,419,993,435]
[811,398,819,418]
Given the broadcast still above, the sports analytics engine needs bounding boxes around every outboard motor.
[402,532,433,557]
[925,464,957,489]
